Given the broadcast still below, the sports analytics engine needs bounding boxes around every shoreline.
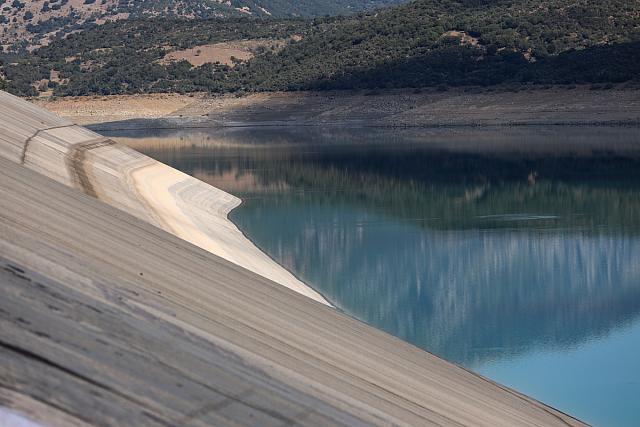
[87,119,640,133]
[34,86,640,128]
[228,202,337,309]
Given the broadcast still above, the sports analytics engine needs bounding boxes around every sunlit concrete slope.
[0,157,587,427]
[0,90,327,304]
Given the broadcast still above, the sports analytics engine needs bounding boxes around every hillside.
[1,18,312,96]
[240,0,640,90]
[2,0,640,96]
[0,0,406,53]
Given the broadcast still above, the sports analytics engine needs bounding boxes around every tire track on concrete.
[65,138,115,198]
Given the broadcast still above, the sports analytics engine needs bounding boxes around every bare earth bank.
[34,87,640,129]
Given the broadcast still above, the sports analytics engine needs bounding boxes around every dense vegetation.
[239,0,640,90]
[0,0,406,53]
[2,19,311,96]
[3,0,639,96]
[231,0,407,17]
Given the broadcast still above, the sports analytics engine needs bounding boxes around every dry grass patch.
[442,30,480,46]
[161,39,289,67]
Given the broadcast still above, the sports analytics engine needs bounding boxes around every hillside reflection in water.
[107,126,640,427]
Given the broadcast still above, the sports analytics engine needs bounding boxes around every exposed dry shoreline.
[34,86,640,128]
[34,93,201,125]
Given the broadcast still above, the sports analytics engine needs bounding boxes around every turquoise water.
[107,126,640,427]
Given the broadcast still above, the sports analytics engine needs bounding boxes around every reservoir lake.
[105,126,640,427]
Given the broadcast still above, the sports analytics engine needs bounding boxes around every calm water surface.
[106,126,640,427]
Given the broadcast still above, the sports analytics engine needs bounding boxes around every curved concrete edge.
[0,90,328,305]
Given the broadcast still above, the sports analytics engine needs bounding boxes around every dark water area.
[106,126,640,427]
